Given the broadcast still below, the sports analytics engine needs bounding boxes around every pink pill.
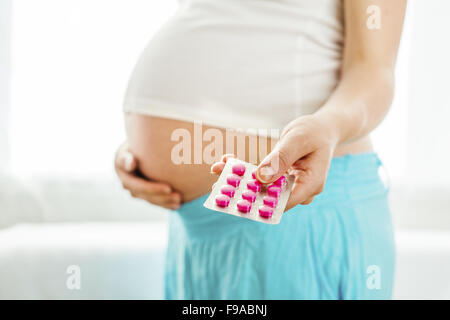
[242,190,257,203]
[274,175,287,187]
[267,185,282,198]
[226,174,241,187]
[263,196,278,208]
[251,170,257,179]
[232,163,246,176]
[220,185,235,198]
[259,205,274,219]
[237,199,252,213]
[247,179,262,193]
[215,194,230,208]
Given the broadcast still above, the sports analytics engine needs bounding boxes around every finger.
[135,191,182,209]
[142,198,180,210]
[256,148,291,184]
[116,150,137,173]
[210,162,226,175]
[300,196,315,205]
[285,185,314,211]
[284,197,314,212]
[158,193,182,210]
[132,189,181,204]
[221,154,236,163]
[256,134,310,184]
[117,169,172,195]
[211,182,217,191]
[285,177,319,211]
[211,154,236,175]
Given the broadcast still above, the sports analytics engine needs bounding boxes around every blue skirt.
[165,153,395,299]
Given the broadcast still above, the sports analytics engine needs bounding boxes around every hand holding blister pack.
[203,158,294,224]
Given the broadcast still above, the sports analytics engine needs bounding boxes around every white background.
[9,0,177,176]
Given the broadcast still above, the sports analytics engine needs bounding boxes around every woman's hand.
[211,115,339,211]
[115,142,182,210]
[257,115,339,210]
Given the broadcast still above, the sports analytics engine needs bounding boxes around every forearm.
[314,64,395,145]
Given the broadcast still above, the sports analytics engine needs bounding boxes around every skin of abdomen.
[125,113,276,203]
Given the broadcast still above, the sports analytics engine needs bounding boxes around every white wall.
[401,0,450,229]
[9,0,177,177]
[0,0,12,172]
[405,0,450,184]
[372,0,450,230]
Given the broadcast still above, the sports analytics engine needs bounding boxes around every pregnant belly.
[125,113,276,202]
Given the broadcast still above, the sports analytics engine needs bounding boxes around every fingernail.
[257,166,275,183]
[210,163,220,175]
[123,152,133,172]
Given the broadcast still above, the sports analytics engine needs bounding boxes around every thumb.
[121,151,137,173]
[256,135,306,184]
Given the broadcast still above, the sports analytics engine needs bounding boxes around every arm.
[314,0,407,144]
[212,0,406,210]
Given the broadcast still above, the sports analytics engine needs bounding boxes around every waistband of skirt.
[313,152,388,205]
[327,152,382,182]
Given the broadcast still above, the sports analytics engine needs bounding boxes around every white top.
[124,0,344,137]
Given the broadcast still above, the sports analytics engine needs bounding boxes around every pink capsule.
[259,205,274,219]
[215,194,231,208]
[274,175,287,187]
[220,185,235,198]
[247,179,262,193]
[251,170,257,179]
[263,196,278,208]
[267,185,282,198]
[232,163,246,176]
[242,190,257,203]
[237,199,252,213]
[226,174,241,187]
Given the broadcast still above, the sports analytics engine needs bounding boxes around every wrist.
[309,113,341,147]
[280,114,340,155]
[311,111,345,145]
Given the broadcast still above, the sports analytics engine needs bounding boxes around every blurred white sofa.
[0,175,170,299]
[394,230,450,299]
[1,222,450,299]
[0,175,167,229]
[0,222,168,299]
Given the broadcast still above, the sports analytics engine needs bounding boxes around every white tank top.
[124,0,344,137]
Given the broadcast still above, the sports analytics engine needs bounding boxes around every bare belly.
[125,113,373,203]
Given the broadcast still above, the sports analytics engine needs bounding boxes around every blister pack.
[203,158,294,224]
